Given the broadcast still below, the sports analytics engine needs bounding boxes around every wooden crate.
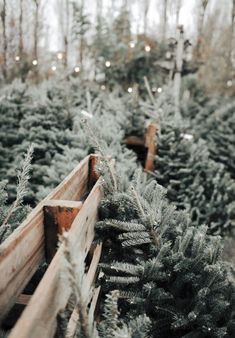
[0,154,103,338]
[125,122,157,172]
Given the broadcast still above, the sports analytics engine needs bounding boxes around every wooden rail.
[125,122,157,172]
[0,154,103,337]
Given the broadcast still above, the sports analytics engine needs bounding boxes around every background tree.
[0,0,7,79]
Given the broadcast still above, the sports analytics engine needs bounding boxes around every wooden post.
[43,200,83,263]
[144,123,157,172]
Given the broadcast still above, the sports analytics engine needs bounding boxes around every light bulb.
[105,60,111,68]
[74,66,80,73]
[129,41,135,48]
[145,45,151,52]
[15,55,20,62]
[181,133,193,140]
[165,51,171,59]
[57,52,63,60]
[128,87,133,93]
[101,85,106,90]
[157,87,162,93]
[32,59,38,66]
[51,65,57,71]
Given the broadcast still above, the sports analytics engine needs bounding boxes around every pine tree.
[96,169,235,338]
[153,122,235,236]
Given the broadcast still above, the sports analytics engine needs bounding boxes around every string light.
[51,65,57,71]
[181,133,193,140]
[81,110,93,119]
[165,51,171,59]
[105,60,111,68]
[157,87,162,93]
[145,45,151,52]
[127,87,133,93]
[74,66,80,73]
[129,41,135,48]
[32,59,38,66]
[57,52,63,60]
[15,55,20,62]
[227,80,233,87]
[101,85,106,90]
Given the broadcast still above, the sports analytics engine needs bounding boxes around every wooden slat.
[65,243,102,338]
[9,179,103,338]
[44,200,83,263]
[89,286,101,322]
[144,123,157,172]
[65,287,101,338]
[125,135,145,146]
[0,155,91,322]
[16,294,31,306]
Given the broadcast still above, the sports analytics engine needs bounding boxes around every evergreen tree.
[153,122,235,236]
[96,169,235,338]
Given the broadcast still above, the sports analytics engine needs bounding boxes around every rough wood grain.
[145,123,157,172]
[44,200,83,262]
[0,155,90,322]
[125,135,145,146]
[9,179,103,338]
[16,294,31,306]
[65,244,102,338]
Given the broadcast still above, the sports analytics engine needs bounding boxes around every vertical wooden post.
[144,123,157,172]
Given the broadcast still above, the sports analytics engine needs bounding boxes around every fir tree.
[0,146,33,244]
[96,169,235,338]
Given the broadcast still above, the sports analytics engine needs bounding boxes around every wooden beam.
[125,136,145,146]
[0,155,91,322]
[145,123,157,172]
[43,200,83,263]
[88,154,100,190]
[9,179,103,338]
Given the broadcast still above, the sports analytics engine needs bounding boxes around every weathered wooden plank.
[89,286,101,322]
[65,243,102,338]
[44,200,83,263]
[125,135,145,146]
[65,287,101,338]
[0,155,91,322]
[145,123,157,172]
[16,294,31,306]
[9,179,103,338]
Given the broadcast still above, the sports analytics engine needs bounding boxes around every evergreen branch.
[62,232,95,338]
[82,118,118,192]
[1,144,34,227]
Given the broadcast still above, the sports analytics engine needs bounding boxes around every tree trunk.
[1,0,7,79]
[19,0,24,56]
[33,0,39,61]
[79,0,85,69]
[143,0,150,36]
[162,0,168,42]
[230,0,235,69]
[64,0,69,67]
[174,26,184,114]
[176,0,182,30]
[196,0,209,57]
